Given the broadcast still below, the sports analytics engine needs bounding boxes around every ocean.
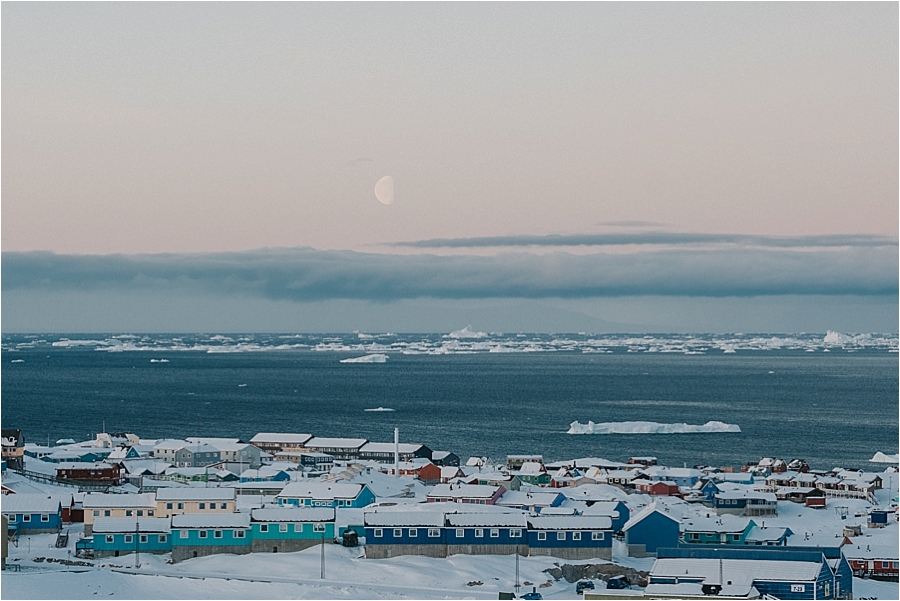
[2,332,897,470]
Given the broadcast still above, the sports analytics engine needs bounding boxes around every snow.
[869,451,899,463]
[339,354,388,364]
[567,420,741,435]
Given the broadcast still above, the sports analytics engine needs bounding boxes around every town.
[1,427,897,600]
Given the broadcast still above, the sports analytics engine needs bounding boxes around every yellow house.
[155,487,236,518]
[82,493,158,535]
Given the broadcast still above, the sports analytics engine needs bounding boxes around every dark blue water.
[2,333,896,470]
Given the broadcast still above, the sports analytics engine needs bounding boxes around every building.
[55,462,124,484]
[1,494,63,535]
[431,451,460,467]
[249,507,334,553]
[714,490,778,517]
[83,492,158,535]
[303,438,368,461]
[526,515,613,560]
[622,504,681,557]
[359,442,432,464]
[155,488,237,517]
[277,482,376,509]
[170,513,251,562]
[582,500,630,533]
[445,513,528,556]
[364,510,448,559]
[249,433,313,455]
[91,518,172,558]
[842,542,899,579]
[426,483,506,505]
[681,515,757,545]
[496,490,565,513]
[1,429,25,470]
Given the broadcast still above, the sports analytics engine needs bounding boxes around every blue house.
[91,518,172,558]
[364,510,448,558]
[445,513,528,556]
[170,513,252,562]
[277,482,376,509]
[714,490,778,517]
[583,500,630,533]
[651,547,850,600]
[526,515,612,560]
[622,504,680,557]
[1,493,63,535]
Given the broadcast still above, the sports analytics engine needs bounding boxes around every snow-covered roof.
[581,500,624,517]
[841,543,899,561]
[153,439,190,451]
[278,482,364,500]
[428,483,502,499]
[745,526,792,542]
[360,442,425,454]
[431,451,455,460]
[715,490,776,502]
[250,433,313,444]
[651,557,822,584]
[527,515,612,530]
[537,507,577,516]
[83,493,156,509]
[54,461,120,471]
[250,507,334,522]
[446,513,528,528]
[622,503,680,531]
[516,462,546,475]
[0,493,62,514]
[171,513,250,529]
[92,518,171,533]
[682,514,752,534]
[496,491,562,507]
[156,488,236,501]
[305,437,367,449]
[364,511,445,527]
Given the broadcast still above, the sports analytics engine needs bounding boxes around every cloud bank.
[3,246,895,302]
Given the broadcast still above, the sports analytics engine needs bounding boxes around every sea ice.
[340,353,389,363]
[869,451,899,463]
[567,420,741,434]
[364,407,395,412]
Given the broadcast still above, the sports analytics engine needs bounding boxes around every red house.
[842,542,899,579]
[55,462,124,484]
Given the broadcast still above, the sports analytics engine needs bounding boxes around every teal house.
[277,482,376,508]
[170,513,251,562]
[91,518,172,558]
[681,515,756,545]
[250,506,335,553]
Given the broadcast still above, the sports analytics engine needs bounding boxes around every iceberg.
[340,353,389,364]
[364,407,396,412]
[567,420,741,435]
[445,325,488,339]
[869,451,899,463]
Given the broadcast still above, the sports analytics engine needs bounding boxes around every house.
[277,482,376,508]
[0,493,63,534]
[440,466,465,483]
[638,480,682,498]
[649,546,851,600]
[249,433,313,455]
[445,512,528,556]
[507,455,543,471]
[303,437,368,461]
[94,433,140,449]
[364,510,448,558]
[107,446,142,462]
[475,473,522,492]
[151,440,191,464]
[427,483,506,505]
[496,490,565,513]
[173,444,221,468]
[681,515,756,545]
[643,466,703,488]
[83,492,158,535]
[1,429,25,470]
[155,488,237,517]
[249,507,334,553]
[745,525,793,546]
[186,438,261,469]
[170,513,251,562]
[842,542,899,579]
[714,490,778,517]
[582,500,630,532]
[275,451,334,471]
[526,515,613,560]
[91,518,172,558]
[622,504,680,557]
[777,486,825,503]
[44,449,111,463]
[359,442,432,463]
[239,466,291,483]
[603,469,641,489]
[431,451,460,467]
[55,462,124,484]
[628,456,658,467]
[514,462,550,486]
[388,461,441,485]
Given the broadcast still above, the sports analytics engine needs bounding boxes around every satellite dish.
[374,176,394,205]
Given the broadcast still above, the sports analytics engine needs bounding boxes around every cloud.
[3,246,896,302]
[393,232,898,249]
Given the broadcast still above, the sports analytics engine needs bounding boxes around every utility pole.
[515,545,520,595]
[320,533,325,579]
[135,520,140,568]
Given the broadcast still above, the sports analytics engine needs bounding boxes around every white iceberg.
[149,359,169,363]
[444,325,488,339]
[364,407,396,412]
[567,420,741,435]
[340,353,389,364]
[869,451,899,463]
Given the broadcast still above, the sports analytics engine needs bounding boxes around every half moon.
[374,175,394,205]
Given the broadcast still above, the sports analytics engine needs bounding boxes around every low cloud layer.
[3,246,896,302]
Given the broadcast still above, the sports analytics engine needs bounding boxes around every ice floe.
[340,353,389,363]
[869,451,899,463]
[364,407,396,412]
[567,420,741,434]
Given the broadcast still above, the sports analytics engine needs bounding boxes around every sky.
[2,3,897,333]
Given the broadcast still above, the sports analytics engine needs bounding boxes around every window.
[180,530,188,539]
[166,503,173,510]
[260,524,269,532]
[106,535,114,543]
[731,534,739,541]
[572,532,581,541]
[510,529,522,538]
[159,535,167,543]
[221,503,228,509]
[140,535,148,543]
[294,524,303,533]
[93,510,100,517]
[177,503,184,510]
[314,524,325,533]
[148,510,154,517]
[199,530,208,539]
[689,533,699,540]
[882,561,890,569]
[475,529,484,538]
[214,531,223,539]
[393,529,402,538]
[279,524,288,533]
[490,529,499,538]
[199,503,206,510]
[456,528,464,538]
[428,528,440,538]
[234,530,245,538]
[592,532,604,541]
[104,510,111,517]
[22,514,30,522]
[41,514,50,522]
[409,529,418,538]
[126,510,133,517]
[537,532,546,541]
[373,528,383,538]
[125,535,133,543]
[557,532,566,541]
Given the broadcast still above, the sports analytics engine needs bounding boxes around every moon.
[374,175,394,205]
